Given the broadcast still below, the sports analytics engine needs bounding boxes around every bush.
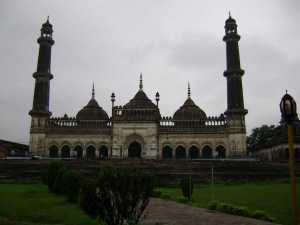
[180,176,193,200]
[61,170,81,202]
[96,167,154,225]
[207,201,275,222]
[52,167,68,194]
[42,161,66,192]
[79,178,99,218]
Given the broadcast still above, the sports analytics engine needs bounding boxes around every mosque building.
[29,15,248,160]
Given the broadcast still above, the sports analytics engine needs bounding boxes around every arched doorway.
[175,146,186,159]
[61,145,70,158]
[216,145,226,158]
[162,146,173,159]
[202,145,213,159]
[74,145,83,159]
[189,146,199,159]
[128,141,142,158]
[86,145,96,160]
[99,146,108,160]
[49,145,59,158]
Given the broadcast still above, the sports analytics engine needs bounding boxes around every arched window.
[202,145,212,159]
[99,146,108,160]
[162,146,173,159]
[49,145,59,158]
[216,145,226,158]
[175,146,186,160]
[188,146,199,159]
[61,145,71,158]
[74,145,83,159]
[86,145,96,160]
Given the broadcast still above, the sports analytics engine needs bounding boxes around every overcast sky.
[1,1,300,144]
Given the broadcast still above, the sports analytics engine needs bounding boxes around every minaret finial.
[188,82,191,98]
[229,11,231,18]
[139,73,143,90]
[92,82,95,99]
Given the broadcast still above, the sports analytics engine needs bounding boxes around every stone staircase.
[0,159,294,184]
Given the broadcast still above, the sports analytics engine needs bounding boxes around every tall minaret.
[29,17,54,117]
[29,18,54,157]
[223,14,247,156]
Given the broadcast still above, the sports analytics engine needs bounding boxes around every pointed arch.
[189,146,199,159]
[61,145,70,158]
[162,145,173,159]
[202,145,213,159]
[175,145,186,159]
[216,145,226,158]
[99,145,109,160]
[86,145,96,160]
[49,145,59,158]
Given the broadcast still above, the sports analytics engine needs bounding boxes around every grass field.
[157,181,299,225]
[0,183,98,225]
[0,182,298,225]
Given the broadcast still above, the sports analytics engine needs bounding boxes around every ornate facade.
[29,16,248,160]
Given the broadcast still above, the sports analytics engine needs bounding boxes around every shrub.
[52,167,68,194]
[96,167,154,225]
[207,200,218,210]
[42,161,66,192]
[61,170,81,202]
[180,176,193,200]
[207,201,276,222]
[79,178,99,218]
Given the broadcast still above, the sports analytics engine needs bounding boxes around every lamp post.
[280,91,298,225]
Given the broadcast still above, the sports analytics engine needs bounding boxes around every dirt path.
[141,198,280,225]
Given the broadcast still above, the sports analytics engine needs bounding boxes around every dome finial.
[188,82,191,98]
[47,16,50,22]
[229,11,231,18]
[92,82,95,99]
[139,73,143,90]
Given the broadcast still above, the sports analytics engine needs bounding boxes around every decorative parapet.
[159,114,228,133]
[48,115,112,129]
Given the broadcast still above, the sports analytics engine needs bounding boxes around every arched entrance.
[61,145,70,158]
[175,146,186,159]
[74,145,83,159]
[202,145,213,159]
[86,145,96,160]
[99,146,108,160]
[189,146,199,159]
[162,146,173,159]
[128,141,142,158]
[49,145,59,158]
[216,145,226,158]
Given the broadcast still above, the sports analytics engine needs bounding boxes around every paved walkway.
[141,198,280,225]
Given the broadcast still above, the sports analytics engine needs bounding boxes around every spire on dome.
[188,82,191,98]
[139,73,143,90]
[92,83,95,99]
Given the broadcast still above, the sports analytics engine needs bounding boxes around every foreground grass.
[158,181,299,225]
[0,183,98,225]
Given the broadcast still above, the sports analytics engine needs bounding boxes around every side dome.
[76,85,109,121]
[173,83,207,121]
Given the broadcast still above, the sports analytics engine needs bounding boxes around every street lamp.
[280,91,298,225]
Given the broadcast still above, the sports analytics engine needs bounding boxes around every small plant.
[61,170,81,202]
[52,167,68,194]
[42,161,66,192]
[207,201,276,222]
[79,178,99,218]
[180,176,193,200]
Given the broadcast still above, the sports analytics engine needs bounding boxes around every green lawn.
[0,183,98,225]
[158,181,299,225]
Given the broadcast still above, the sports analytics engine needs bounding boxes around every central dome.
[119,74,161,121]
